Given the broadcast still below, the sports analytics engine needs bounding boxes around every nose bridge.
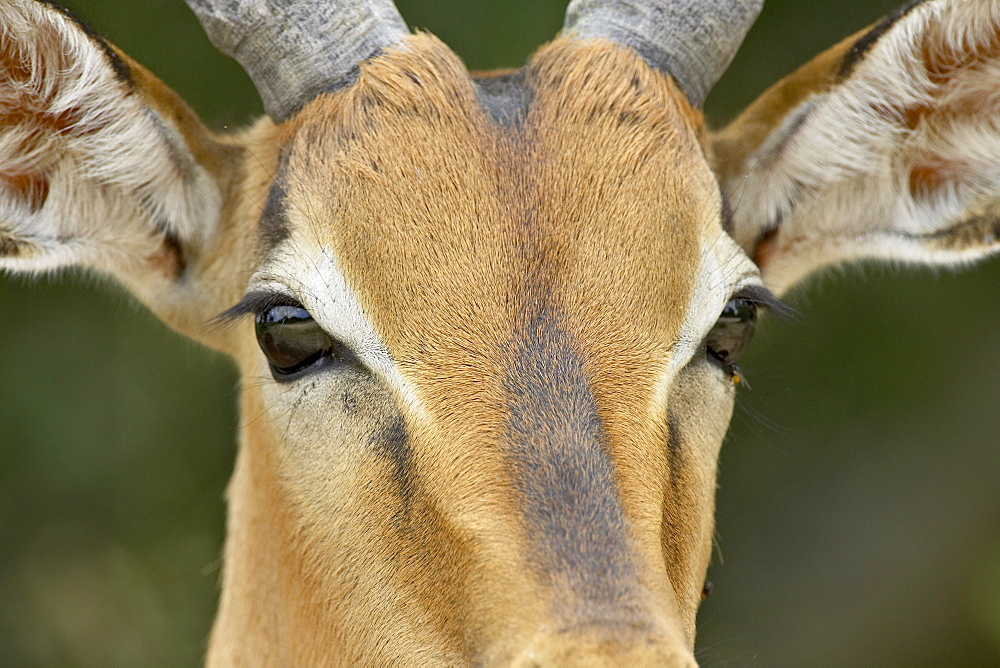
[481,299,692,659]
[503,304,639,610]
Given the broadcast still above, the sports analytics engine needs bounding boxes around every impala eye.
[705,297,757,386]
[255,305,355,379]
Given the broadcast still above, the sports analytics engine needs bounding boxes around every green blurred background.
[1,0,998,665]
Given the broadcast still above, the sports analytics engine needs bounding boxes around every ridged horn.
[563,0,764,106]
[184,0,410,122]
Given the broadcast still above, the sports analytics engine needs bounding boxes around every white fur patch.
[248,240,423,415]
[725,0,1000,294]
[0,1,219,275]
[651,226,761,415]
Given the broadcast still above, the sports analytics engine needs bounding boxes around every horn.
[563,0,764,106]
[184,0,410,122]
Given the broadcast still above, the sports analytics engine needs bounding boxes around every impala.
[1,0,998,664]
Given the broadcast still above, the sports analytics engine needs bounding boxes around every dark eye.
[255,305,357,379]
[705,297,757,385]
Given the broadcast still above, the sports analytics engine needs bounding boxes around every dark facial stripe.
[839,0,927,78]
[259,180,290,252]
[474,70,532,128]
[666,408,683,492]
[504,305,636,604]
[719,186,734,236]
[369,411,414,526]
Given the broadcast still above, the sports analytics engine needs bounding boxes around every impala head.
[2,0,998,664]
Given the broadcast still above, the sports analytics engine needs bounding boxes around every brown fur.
[203,35,723,664]
[7,1,998,665]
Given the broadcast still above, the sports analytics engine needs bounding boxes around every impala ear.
[711,0,1000,295]
[0,1,243,335]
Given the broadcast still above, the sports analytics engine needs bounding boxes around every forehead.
[273,34,723,364]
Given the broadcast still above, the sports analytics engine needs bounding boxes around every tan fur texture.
[2,0,999,665]
[209,35,730,664]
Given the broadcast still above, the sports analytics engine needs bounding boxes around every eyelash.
[703,287,789,387]
[214,291,303,325]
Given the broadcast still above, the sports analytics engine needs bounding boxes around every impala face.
[215,36,763,661]
[2,0,999,665]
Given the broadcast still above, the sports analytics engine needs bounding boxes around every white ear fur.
[0,1,220,278]
[716,0,1000,295]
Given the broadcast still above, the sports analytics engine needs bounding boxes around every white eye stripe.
[669,232,761,373]
[649,229,760,417]
[247,243,423,414]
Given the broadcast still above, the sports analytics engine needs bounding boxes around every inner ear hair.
[711,0,1000,293]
